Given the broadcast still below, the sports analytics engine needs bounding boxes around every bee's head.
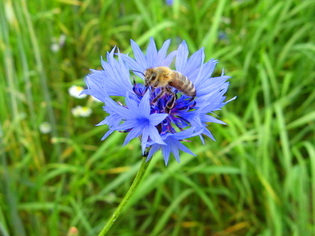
[144,68,157,87]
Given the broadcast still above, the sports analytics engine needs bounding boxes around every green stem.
[98,157,151,236]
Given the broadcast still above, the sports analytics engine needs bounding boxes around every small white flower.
[50,35,66,52]
[59,34,66,46]
[79,106,92,117]
[71,106,92,117]
[221,17,231,24]
[39,122,52,134]
[69,85,87,99]
[51,43,60,52]
[104,192,117,203]
[71,106,81,117]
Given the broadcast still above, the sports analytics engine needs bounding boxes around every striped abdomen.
[169,72,196,97]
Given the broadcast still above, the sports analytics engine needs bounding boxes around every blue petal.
[145,38,158,67]
[169,139,180,162]
[85,59,133,98]
[149,113,168,126]
[120,39,176,71]
[123,125,143,146]
[162,145,171,165]
[176,141,195,156]
[97,114,122,128]
[125,94,141,118]
[84,70,108,101]
[138,91,151,117]
[162,51,177,67]
[146,125,165,145]
[157,39,171,63]
[202,128,216,141]
[146,145,160,161]
[196,76,230,97]
[119,54,143,72]
[101,50,133,96]
[172,127,200,139]
[194,59,218,86]
[201,114,226,125]
[103,96,131,118]
[175,41,189,72]
[101,129,115,141]
[141,131,149,154]
[130,39,147,69]
[117,120,139,131]
[199,134,205,145]
[182,47,204,79]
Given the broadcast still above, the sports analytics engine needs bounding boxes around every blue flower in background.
[83,38,235,165]
[165,0,173,6]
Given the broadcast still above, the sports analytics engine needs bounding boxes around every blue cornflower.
[83,38,235,165]
[165,0,173,6]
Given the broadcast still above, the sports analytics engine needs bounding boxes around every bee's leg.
[152,79,160,88]
[132,78,137,93]
[152,88,165,104]
[144,85,150,93]
[188,96,195,102]
[166,89,177,113]
[166,93,176,110]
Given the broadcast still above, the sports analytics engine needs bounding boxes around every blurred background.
[1,0,314,235]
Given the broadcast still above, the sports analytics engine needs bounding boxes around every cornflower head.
[83,38,235,165]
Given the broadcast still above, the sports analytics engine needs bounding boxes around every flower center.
[137,117,150,125]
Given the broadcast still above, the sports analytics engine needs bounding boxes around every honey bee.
[142,67,196,110]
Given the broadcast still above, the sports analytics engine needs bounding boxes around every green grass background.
[1,0,315,235]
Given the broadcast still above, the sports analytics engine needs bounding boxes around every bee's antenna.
[132,70,145,76]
